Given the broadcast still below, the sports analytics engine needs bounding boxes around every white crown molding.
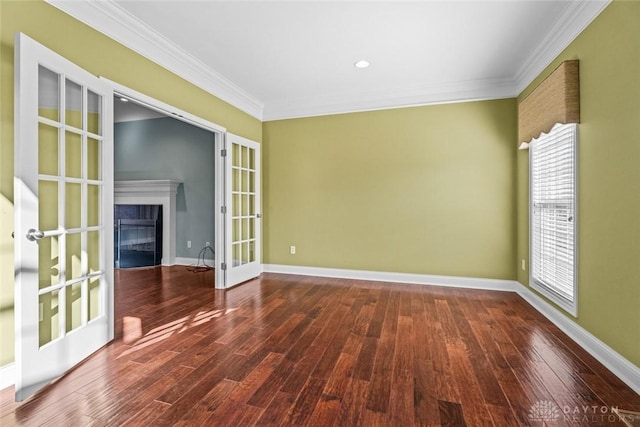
[515,283,640,395]
[0,363,15,391]
[263,77,518,121]
[263,264,518,292]
[514,0,611,95]
[45,0,264,120]
[263,0,610,120]
[47,0,610,121]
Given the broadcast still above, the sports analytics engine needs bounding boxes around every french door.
[224,133,261,287]
[14,33,114,400]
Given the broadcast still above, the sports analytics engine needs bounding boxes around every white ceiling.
[48,0,610,121]
[114,96,167,123]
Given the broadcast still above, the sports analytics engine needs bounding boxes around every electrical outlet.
[187,240,192,249]
[206,242,210,248]
[290,246,296,255]
[521,259,526,271]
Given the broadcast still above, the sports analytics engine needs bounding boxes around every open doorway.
[106,78,262,291]
[103,78,228,291]
[107,83,232,350]
[113,96,216,273]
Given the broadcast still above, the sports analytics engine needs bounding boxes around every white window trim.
[529,123,578,317]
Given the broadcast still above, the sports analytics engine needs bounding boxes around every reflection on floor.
[1,267,639,426]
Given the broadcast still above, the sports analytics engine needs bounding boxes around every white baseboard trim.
[514,283,640,395]
[262,264,639,394]
[174,257,214,267]
[262,264,518,292]
[0,363,15,391]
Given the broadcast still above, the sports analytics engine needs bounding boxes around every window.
[530,123,577,316]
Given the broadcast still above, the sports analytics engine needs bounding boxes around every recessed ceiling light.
[354,60,370,69]
[119,97,129,102]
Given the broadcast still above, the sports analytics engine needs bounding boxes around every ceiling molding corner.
[514,0,611,96]
[46,0,264,120]
[263,78,518,121]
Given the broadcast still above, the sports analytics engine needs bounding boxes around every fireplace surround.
[114,180,181,266]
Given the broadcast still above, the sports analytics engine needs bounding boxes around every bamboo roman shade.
[518,60,580,144]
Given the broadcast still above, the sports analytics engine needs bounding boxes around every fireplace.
[114,180,182,266]
[115,205,162,268]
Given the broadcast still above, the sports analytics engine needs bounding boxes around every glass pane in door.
[38,123,58,176]
[66,232,82,281]
[38,236,60,290]
[39,290,60,346]
[249,241,255,263]
[87,90,102,135]
[38,180,58,231]
[38,65,59,121]
[65,131,82,178]
[87,137,100,180]
[87,230,100,274]
[88,276,100,321]
[65,183,81,229]
[88,185,100,227]
[65,282,82,333]
[65,79,82,129]
[241,242,249,265]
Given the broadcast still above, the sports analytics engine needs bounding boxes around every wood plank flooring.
[1,266,639,426]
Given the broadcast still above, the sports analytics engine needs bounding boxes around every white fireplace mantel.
[114,180,182,266]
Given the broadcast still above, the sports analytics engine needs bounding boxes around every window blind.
[531,123,576,306]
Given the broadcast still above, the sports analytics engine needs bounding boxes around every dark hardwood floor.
[1,266,639,426]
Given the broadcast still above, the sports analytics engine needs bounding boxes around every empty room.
[0,0,639,425]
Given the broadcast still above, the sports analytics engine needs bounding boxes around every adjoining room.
[113,96,216,271]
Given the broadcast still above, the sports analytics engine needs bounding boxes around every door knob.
[26,228,45,241]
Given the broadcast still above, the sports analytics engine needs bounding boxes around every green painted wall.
[263,99,518,279]
[516,1,640,366]
[0,1,261,367]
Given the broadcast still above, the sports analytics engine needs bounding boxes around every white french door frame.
[14,33,114,400]
[12,33,254,399]
[100,78,228,288]
[224,133,262,288]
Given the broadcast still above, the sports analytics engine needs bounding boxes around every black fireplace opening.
[115,205,163,268]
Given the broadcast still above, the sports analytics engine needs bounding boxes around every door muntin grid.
[37,64,104,347]
[231,142,257,267]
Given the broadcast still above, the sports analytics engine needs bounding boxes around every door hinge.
[221,206,227,214]
[221,263,227,271]
[221,149,227,157]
